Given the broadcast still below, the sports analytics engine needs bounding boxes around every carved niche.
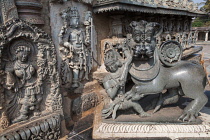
[59,7,93,90]
[0,19,62,139]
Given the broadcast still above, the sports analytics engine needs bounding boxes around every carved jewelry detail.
[159,41,183,66]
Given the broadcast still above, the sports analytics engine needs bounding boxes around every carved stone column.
[15,0,44,24]
[205,31,209,41]
[195,31,199,42]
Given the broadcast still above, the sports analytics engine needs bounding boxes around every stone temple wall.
[0,0,209,140]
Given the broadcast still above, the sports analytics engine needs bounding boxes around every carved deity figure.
[59,7,92,88]
[5,44,42,123]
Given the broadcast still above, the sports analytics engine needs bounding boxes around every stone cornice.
[93,0,206,16]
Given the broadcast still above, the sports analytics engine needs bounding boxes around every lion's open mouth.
[133,45,154,59]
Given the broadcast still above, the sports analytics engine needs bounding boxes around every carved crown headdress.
[60,7,80,20]
[69,7,80,19]
[9,40,34,60]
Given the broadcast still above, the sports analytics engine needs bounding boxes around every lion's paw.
[178,111,198,122]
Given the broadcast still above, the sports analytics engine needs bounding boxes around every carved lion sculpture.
[125,21,208,122]
[103,20,208,122]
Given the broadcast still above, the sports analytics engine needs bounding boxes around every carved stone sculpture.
[5,42,42,123]
[102,20,208,122]
[0,19,62,139]
[59,7,92,89]
[102,42,150,119]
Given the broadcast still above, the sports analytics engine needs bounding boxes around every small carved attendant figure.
[59,7,92,88]
[5,44,42,123]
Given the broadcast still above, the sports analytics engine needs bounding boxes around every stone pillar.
[196,31,198,42]
[205,31,209,41]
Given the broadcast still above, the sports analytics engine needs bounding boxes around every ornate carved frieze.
[0,114,61,140]
[59,7,93,90]
[0,19,62,135]
[94,0,203,14]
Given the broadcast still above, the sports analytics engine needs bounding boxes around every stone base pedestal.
[93,103,210,140]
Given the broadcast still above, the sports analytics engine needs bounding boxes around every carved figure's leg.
[12,104,29,123]
[178,83,208,122]
[153,88,180,113]
[129,101,151,117]
[72,69,79,88]
[33,94,42,116]
[125,84,164,101]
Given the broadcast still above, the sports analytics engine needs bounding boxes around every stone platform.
[93,103,210,140]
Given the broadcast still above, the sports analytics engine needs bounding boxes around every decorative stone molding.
[94,0,204,15]
[93,103,210,139]
[0,114,61,140]
[97,123,210,134]
[15,0,44,24]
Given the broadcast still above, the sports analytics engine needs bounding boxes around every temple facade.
[192,27,210,42]
[0,0,209,140]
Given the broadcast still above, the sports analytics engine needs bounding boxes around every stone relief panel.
[59,7,93,90]
[0,19,62,137]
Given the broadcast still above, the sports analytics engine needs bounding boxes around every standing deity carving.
[59,7,92,89]
[0,20,62,137]
[5,42,42,123]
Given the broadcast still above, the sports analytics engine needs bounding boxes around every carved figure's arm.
[103,75,121,99]
[58,26,67,46]
[5,71,15,90]
[119,44,133,82]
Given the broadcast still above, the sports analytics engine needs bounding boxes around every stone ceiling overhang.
[93,0,206,17]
